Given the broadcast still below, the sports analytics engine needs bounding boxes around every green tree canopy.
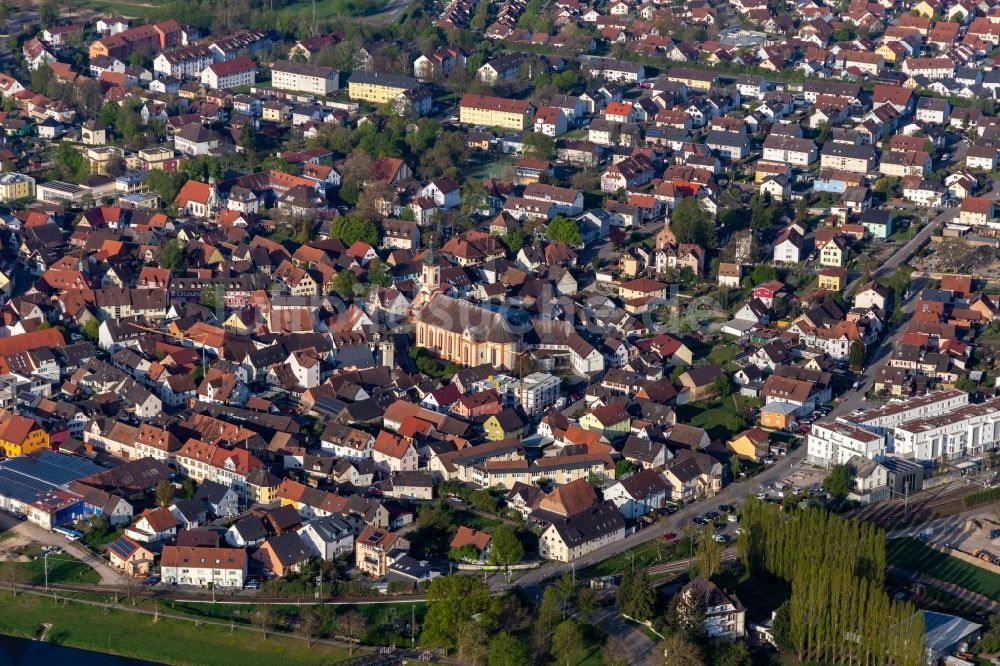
[421,576,499,648]
[849,340,866,372]
[547,216,582,246]
[488,524,524,568]
[523,133,555,160]
[159,238,188,271]
[822,464,852,501]
[329,215,378,247]
[671,197,715,247]
[551,621,584,666]
[487,632,529,666]
[332,270,358,298]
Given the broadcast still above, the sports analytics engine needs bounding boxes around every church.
[411,244,522,369]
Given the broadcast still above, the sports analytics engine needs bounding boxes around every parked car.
[727,514,740,523]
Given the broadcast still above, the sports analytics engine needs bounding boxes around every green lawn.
[75,0,164,19]
[576,537,691,579]
[76,0,387,20]
[675,398,748,441]
[0,592,352,666]
[706,344,737,367]
[10,545,101,585]
[887,538,1000,602]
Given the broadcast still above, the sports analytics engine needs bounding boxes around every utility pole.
[43,552,48,591]
[411,604,415,649]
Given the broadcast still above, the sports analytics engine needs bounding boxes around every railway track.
[12,580,427,605]
[644,548,739,576]
[846,476,992,528]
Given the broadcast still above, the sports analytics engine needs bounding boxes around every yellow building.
[665,67,717,91]
[483,409,526,441]
[247,467,279,504]
[0,410,48,457]
[414,292,521,369]
[348,71,420,104]
[912,0,936,17]
[459,93,534,130]
[0,173,34,201]
[817,267,847,292]
[579,404,630,437]
[875,43,901,63]
[618,277,667,302]
[619,254,640,279]
[728,427,770,462]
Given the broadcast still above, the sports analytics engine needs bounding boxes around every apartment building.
[0,173,35,202]
[459,94,534,130]
[893,397,1000,464]
[348,71,420,104]
[516,372,561,416]
[153,45,213,79]
[270,60,339,96]
[159,546,247,587]
[522,183,584,216]
[902,56,955,79]
[354,525,401,577]
[665,67,717,91]
[820,143,876,174]
[539,501,626,562]
[762,134,817,166]
[807,421,887,467]
[200,56,255,90]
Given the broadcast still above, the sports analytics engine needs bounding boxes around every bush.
[964,487,1000,507]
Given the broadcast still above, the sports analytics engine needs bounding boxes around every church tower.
[421,238,440,293]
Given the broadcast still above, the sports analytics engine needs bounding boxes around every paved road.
[10,521,123,586]
[593,606,656,665]
[829,280,923,418]
[490,445,807,590]
[840,206,955,302]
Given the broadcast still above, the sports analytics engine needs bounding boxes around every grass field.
[887,538,1000,602]
[576,536,691,579]
[0,592,352,666]
[75,0,390,22]
[10,545,101,586]
[675,397,749,441]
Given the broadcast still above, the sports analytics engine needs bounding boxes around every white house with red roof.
[200,56,255,89]
[173,180,219,218]
[533,106,568,136]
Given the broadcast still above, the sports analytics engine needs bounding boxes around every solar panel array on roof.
[0,450,103,486]
[108,536,138,561]
[0,468,58,504]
